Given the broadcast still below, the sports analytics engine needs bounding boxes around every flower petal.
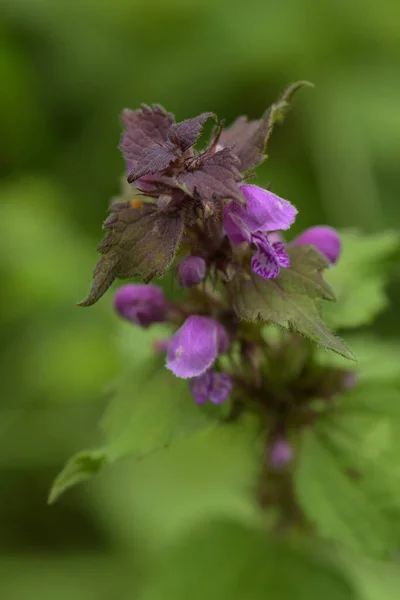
[239,184,297,232]
[189,369,232,405]
[251,235,280,279]
[166,316,219,379]
[291,226,341,265]
[208,372,233,404]
[272,241,290,268]
[223,202,251,245]
[190,370,212,405]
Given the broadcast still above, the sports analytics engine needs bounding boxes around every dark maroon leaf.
[178,148,243,203]
[219,81,313,171]
[127,145,177,182]
[168,112,216,151]
[120,104,174,165]
[78,202,185,306]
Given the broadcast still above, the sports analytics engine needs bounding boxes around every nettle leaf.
[229,245,355,360]
[178,147,244,203]
[49,326,214,503]
[168,112,215,151]
[296,382,400,557]
[137,520,357,600]
[324,230,400,329]
[79,201,185,306]
[219,81,313,171]
[121,103,174,166]
[121,105,216,183]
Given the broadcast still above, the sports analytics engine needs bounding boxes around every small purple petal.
[114,284,168,328]
[190,370,212,405]
[272,241,290,268]
[166,316,219,379]
[291,226,342,265]
[178,256,207,288]
[238,184,297,233]
[269,439,293,470]
[208,372,232,404]
[190,369,232,405]
[342,371,358,391]
[268,231,284,244]
[251,235,280,279]
[223,203,251,245]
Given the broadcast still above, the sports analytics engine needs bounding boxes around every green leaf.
[296,382,400,557]
[49,326,215,503]
[48,450,108,504]
[324,231,400,329]
[137,520,357,600]
[229,245,355,360]
[316,334,400,385]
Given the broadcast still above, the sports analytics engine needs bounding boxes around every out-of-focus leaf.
[229,245,355,360]
[137,520,357,600]
[296,382,400,557]
[49,326,215,502]
[316,335,400,385]
[48,450,107,504]
[324,231,400,329]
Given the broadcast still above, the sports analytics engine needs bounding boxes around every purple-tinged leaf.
[219,81,313,171]
[168,112,216,151]
[120,104,174,164]
[127,145,177,182]
[79,201,185,306]
[178,148,243,203]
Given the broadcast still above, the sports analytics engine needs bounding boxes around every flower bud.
[269,438,293,470]
[190,369,232,405]
[341,371,358,391]
[166,316,229,379]
[114,284,168,328]
[291,226,341,265]
[178,256,206,288]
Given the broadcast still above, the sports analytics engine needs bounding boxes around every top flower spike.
[79,82,313,307]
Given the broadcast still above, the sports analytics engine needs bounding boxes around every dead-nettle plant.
[49,83,400,552]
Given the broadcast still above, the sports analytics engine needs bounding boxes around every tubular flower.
[224,184,297,279]
[166,316,230,379]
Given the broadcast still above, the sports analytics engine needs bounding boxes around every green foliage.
[2,0,400,598]
[49,326,215,502]
[138,520,357,600]
[324,231,400,329]
[230,245,355,360]
[296,382,400,557]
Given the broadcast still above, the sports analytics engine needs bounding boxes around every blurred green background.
[1,0,400,598]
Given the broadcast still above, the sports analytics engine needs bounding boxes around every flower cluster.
[81,83,354,483]
[114,184,342,407]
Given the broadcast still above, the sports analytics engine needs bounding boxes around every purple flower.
[190,369,232,405]
[224,184,297,279]
[166,316,230,379]
[114,284,168,328]
[178,256,207,288]
[341,371,358,391]
[291,226,341,265]
[269,438,293,470]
